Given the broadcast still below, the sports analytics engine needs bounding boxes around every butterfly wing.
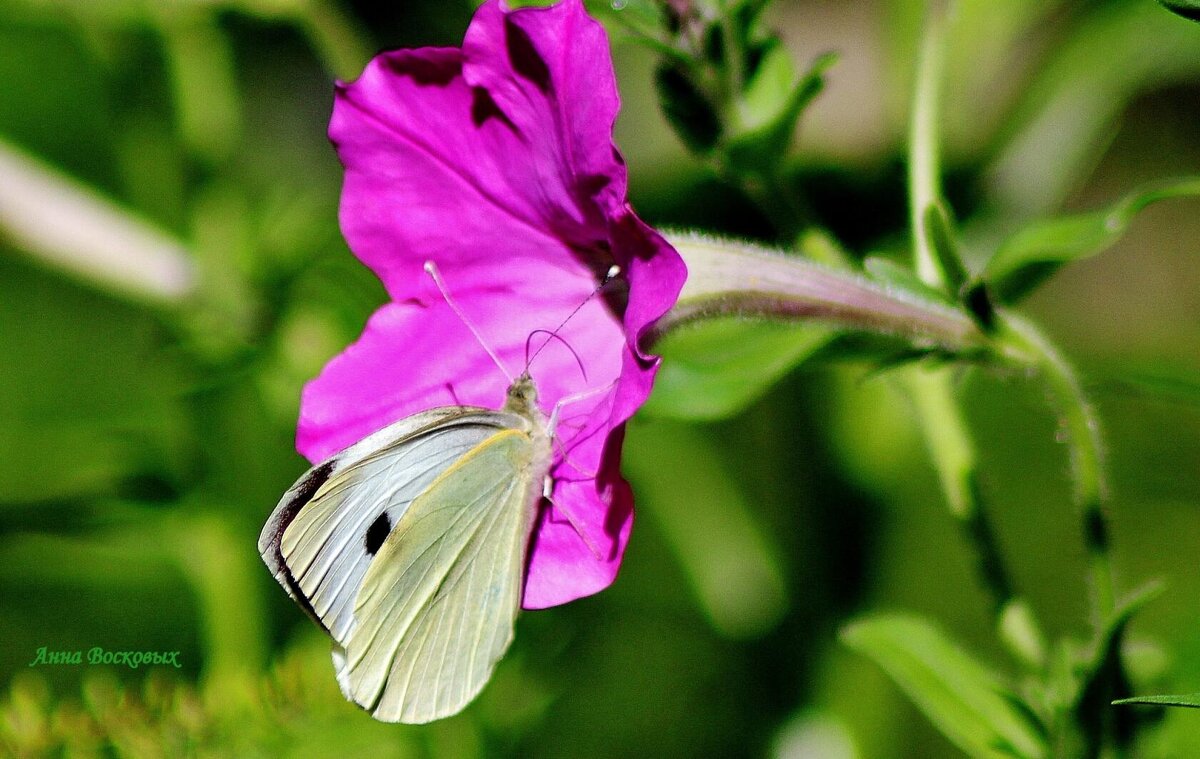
[335,428,546,723]
[258,407,521,641]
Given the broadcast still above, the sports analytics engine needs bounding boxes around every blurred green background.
[0,0,1198,756]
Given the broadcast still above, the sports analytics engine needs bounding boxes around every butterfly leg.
[541,483,604,561]
[546,381,616,438]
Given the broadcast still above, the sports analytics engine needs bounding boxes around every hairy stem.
[999,311,1113,621]
[651,233,987,353]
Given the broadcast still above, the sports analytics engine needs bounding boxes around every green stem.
[901,1,1038,663]
[908,3,949,287]
[903,370,1010,602]
[998,311,1114,621]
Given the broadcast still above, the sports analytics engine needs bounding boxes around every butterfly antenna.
[424,261,513,383]
[525,330,587,382]
[526,264,622,371]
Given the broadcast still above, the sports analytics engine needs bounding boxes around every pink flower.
[298,0,686,609]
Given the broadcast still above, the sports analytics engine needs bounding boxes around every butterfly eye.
[365,513,391,556]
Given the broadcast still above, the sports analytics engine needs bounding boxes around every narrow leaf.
[842,614,1046,759]
[984,177,1200,302]
[1074,583,1165,754]
[726,51,836,172]
[1096,368,1200,409]
[922,202,968,294]
[1114,694,1200,708]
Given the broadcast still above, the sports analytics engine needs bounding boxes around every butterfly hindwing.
[336,428,544,723]
[258,407,523,641]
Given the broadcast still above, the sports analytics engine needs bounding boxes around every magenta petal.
[331,46,583,301]
[524,458,634,609]
[463,0,627,219]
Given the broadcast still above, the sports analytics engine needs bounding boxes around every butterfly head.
[503,372,541,421]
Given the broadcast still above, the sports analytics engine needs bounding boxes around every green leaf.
[1114,694,1200,708]
[643,317,832,420]
[1096,368,1200,409]
[984,4,1200,219]
[624,418,787,639]
[842,614,1047,759]
[922,202,967,295]
[1159,1,1200,23]
[984,176,1200,302]
[725,51,836,173]
[654,63,722,155]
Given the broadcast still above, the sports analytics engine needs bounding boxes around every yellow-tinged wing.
[335,429,545,723]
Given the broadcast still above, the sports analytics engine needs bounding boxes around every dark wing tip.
[259,459,338,634]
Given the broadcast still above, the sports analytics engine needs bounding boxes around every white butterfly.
[259,262,609,724]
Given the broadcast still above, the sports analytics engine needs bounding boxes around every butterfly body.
[260,373,552,723]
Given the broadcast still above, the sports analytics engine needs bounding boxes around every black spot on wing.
[365,512,391,556]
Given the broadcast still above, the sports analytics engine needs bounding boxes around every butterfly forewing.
[337,428,545,723]
[259,407,523,641]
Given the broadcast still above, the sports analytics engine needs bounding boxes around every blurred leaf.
[290,3,373,80]
[0,138,195,305]
[643,317,832,420]
[625,418,788,639]
[0,254,190,503]
[160,15,241,164]
[797,226,853,269]
[771,709,860,759]
[725,50,835,173]
[984,177,1200,302]
[984,3,1200,219]
[1114,693,1200,708]
[1096,368,1200,409]
[654,63,722,155]
[0,21,115,188]
[1159,0,1200,22]
[842,614,1047,759]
